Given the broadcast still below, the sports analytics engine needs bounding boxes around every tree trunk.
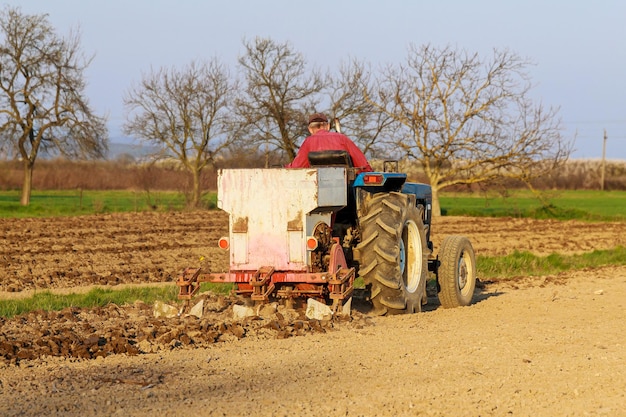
[20,160,34,206]
[431,186,442,218]
[191,169,201,208]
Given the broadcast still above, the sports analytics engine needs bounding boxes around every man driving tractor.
[286,113,372,173]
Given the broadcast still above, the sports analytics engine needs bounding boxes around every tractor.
[176,150,477,315]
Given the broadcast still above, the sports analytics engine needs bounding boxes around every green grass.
[0,282,231,319]
[477,246,626,279]
[440,190,626,221]
[0,190,218,218]
[1,189,624,221]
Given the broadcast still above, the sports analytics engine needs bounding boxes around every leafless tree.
[123,59,233,207]
[327,58,394,159]
[369,44,572,216]
[0,6,107,206]
[235,37,325,164]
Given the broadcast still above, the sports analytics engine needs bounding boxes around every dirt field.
[1,211,625,416]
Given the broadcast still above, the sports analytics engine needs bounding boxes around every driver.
[286,113,372,173]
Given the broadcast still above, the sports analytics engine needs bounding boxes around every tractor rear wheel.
[357,192,430,315]
[437,235,476,308]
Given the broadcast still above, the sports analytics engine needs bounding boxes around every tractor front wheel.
[437,235,477,308]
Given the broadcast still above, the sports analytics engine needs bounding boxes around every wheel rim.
[457,251,473,296]
[457,254,467,289]
[399,239,406,275]
[401,219,422,293]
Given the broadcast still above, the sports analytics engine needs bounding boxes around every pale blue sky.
[8,0,626,159]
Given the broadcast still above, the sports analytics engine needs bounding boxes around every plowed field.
[1,212,625,416]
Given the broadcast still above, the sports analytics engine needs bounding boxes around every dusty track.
[1,212,625,416]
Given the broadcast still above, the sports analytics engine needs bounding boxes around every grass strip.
[477,246,626,279]
[0,190,218,218]
[440,190,626,222]
[1,190,625,221]
[0,283,231,319]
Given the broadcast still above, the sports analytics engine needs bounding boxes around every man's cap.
[308,113,328,124]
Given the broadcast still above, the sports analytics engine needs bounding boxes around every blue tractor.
[177,150,477,315]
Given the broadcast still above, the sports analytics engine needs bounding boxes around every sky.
[7,0,626,160]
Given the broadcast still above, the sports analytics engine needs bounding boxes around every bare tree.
[235,37,325,163]
[369,44,571,216]
[327,58,395,159]
[0,6,107,206]
[123,59,233,207]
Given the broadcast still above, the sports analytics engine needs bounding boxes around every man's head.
[308,112,329,133]
[308,113,328,124]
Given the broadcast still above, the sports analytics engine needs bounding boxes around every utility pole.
[600,129,607,191]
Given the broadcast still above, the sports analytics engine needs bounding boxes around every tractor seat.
[307,150,353,167]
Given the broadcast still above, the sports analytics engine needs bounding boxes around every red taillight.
[306,236,318,250]
[218,237,229,250]
[363,174,383,185]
